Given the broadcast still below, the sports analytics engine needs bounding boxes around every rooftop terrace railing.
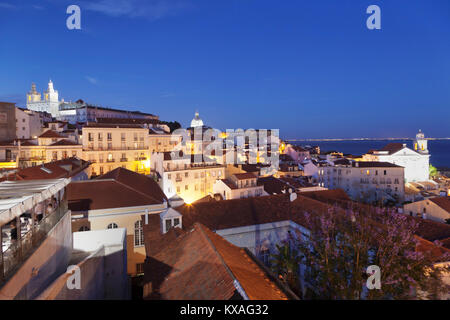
[0,201,69,287]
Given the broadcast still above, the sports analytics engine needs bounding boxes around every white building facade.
[26,81,62,117]
[362,131,430,183]
[318,160,405,204]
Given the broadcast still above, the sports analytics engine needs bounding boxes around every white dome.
[190,111,204,128]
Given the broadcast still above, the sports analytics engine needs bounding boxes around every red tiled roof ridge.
[198,223,290,300]
[98,167,168,203]
[195,223,240,281]
[113,179,167,206]
[429,197,450,213]
[71,177,164,205]
[39,129,65,138]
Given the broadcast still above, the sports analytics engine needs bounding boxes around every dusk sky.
[0,0,449,139]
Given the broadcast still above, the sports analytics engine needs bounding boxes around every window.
[88,133,94,141]
[107,223,118,229]
[260,248,270,266]
[98,133,103,141]
[107,132,112,140]
[185,185,189,191]
[79,226,90,232]
[165,219,172,232]
[185,172,189,178]
[174,218,180,227]
[121,133,126,141]
[136,263,144,274]
[134,220,144,247]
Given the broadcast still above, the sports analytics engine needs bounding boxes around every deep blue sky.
[0,0,449,139]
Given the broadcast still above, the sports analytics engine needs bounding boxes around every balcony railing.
[106,159,115,163]
[120,158,128,162]
[0,202,68,286]
[84,146,148,151]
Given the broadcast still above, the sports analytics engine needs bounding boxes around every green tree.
[429,164,438,179]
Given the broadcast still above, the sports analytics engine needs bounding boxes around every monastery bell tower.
[414,129,428,155]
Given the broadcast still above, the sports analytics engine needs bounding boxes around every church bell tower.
[414,129,428,154]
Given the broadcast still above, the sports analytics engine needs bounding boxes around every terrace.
[0,179,70,287]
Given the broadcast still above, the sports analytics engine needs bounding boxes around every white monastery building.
[362,130,430,183]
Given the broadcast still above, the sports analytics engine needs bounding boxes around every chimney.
[290,192,297,202]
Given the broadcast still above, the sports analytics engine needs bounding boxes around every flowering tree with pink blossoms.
[273,205,450,300]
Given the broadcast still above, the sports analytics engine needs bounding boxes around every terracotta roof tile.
[143,223,292,300]
[49,139,80,146]
[3,157,89,180]
[39,130,65,138]
[429,197,450,213]
[68,168,167,211]
[98,167,168,204]
[233,172,257,180]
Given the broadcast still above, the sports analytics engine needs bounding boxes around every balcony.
[106,159,115,163]
[120,158,128,162]
[84,146,148,151]
[1,202,68,286]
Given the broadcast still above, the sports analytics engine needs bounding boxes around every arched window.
[134,220,144,247]
[79,226,90,232]
[107,223,118,229]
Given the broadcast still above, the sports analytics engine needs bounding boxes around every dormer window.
[160,208,183,234]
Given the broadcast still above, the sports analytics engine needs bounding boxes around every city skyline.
[1,0,449,139]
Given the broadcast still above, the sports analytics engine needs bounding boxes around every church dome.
[190,111,204,128]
